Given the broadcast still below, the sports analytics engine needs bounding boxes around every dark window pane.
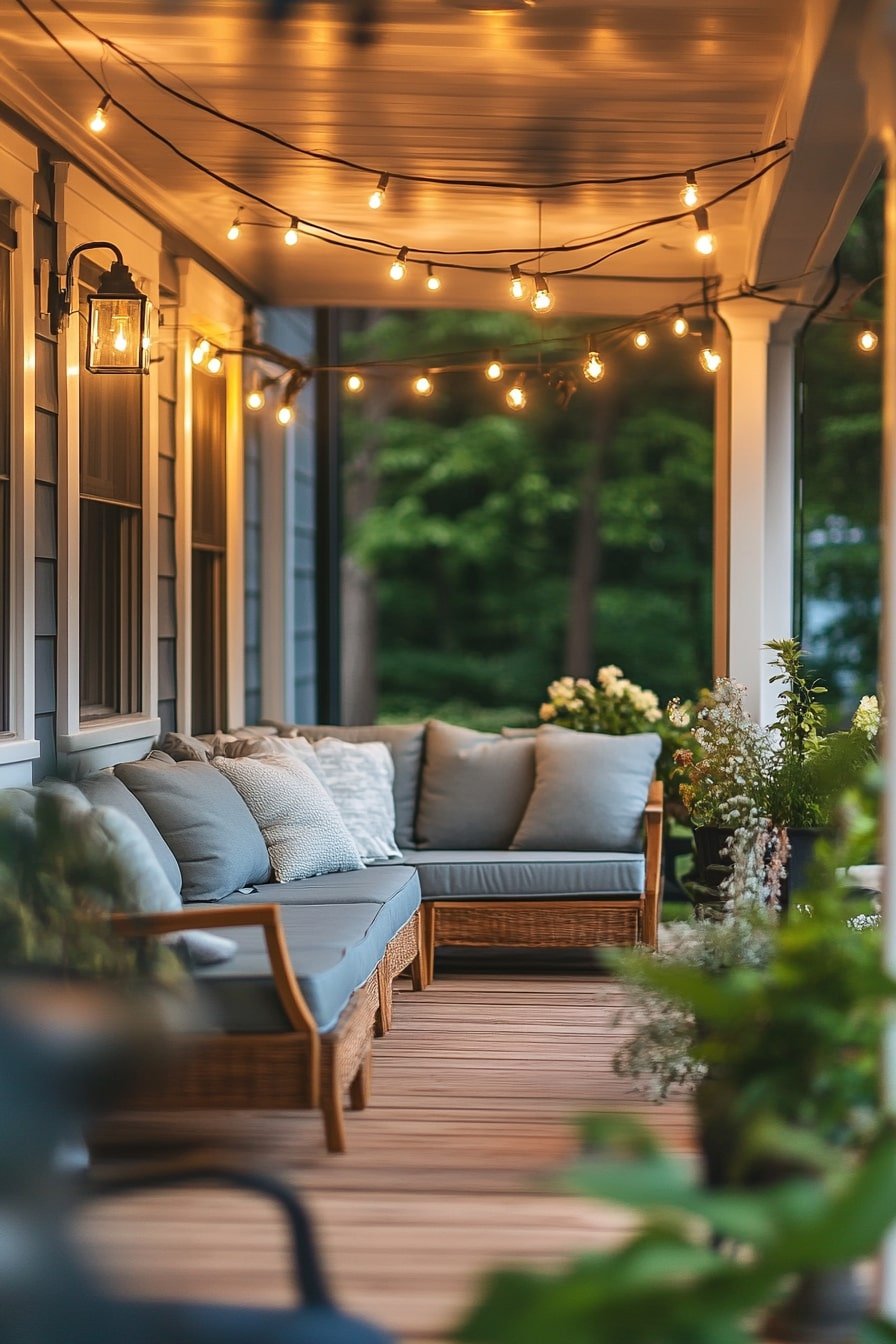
[191,548,226,734]
[192,368,227,548]
[79,280,142,505]
[80,499,141,720]
[0,242,9,732]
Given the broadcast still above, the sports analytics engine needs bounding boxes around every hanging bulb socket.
[390,246,409,281]
[284,217,300,246]
[89,94,111,134]
[425,263,442,292]
[699,346,722,373]
[227,214,242,242]
[583,342,605,383]
[531,274,554,314]
[680,171,699,209]
[694,207,716,256]
[344,372,365,393]
[858,327,879,352]
[485,351,504,381]
[413,371,434,397]
[369,172,389,210]
[633,329,650,350]
[277,400,296,426]
[506,373,527,410]
[672,310,689,338]
[509,264,526,300]
[206,349,224,375]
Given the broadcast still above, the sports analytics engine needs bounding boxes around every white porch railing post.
[714,302,796,722]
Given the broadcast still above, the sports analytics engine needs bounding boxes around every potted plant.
[671,640,878,909]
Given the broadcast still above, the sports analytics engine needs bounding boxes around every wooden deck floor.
[78,962,695,1342]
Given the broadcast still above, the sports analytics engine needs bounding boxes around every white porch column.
[713,302,797,722]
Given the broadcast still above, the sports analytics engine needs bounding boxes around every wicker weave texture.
[324,972,379,1097]
[128,1034,314,1110]
[433,900,642,948]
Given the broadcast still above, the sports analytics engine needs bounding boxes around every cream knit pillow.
[210,755,363,881]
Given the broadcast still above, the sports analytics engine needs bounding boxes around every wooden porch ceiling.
[0,0,876,315]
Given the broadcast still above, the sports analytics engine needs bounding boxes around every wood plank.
[78,970,694,1340]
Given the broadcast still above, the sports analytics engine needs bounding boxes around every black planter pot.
[782,827,824,907]
[764,1265,869,1344]
[691,826,736,893]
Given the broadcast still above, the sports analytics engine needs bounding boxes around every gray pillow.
[78,770,183,896]
[114,758,271,901]
[511,728,661,853]
[415,720,535,850]
[268,722,425,851]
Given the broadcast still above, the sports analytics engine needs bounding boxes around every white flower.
[597,664,622,689]
[853,694,881,739]
[667,698,691,728]
[539,702,556,721]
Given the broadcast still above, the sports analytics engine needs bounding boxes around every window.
[191,365,227,733]
[0,202,14,734]
[79,267,143,721]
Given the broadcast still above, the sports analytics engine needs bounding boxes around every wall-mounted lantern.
[48,241,152,374]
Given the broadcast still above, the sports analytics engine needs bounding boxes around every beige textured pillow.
[210,755,363,882]
[415,720,535,849]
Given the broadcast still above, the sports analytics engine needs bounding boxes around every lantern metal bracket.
[47,241,125,335]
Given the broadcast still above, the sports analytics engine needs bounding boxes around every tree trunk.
[563,393,617,676]
[339,318,397,724]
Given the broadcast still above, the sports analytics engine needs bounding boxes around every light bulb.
[390,247,409,281]
[583,351,604,383]
[694,208,715,256]
[112,319,129,354]
[531,274,554,313]
[633,329,650,350]
[509,265,526,300]
[672,313,689,338]
[284,217,300,246]
[206,350,223,375]
[369,172,389,209]
[277,402,295,426]
[506,376,527,411]
[858,328,879,352]
[89,95,110,133]
[485,353,504,381]
[680,172,699,209]
[246,388,265,411]
[426,264,442,292]
[699,347,722,373]
[192,338,210,366]
[345,373,365,393]
[413,373,434,398]
[227,217,241,241]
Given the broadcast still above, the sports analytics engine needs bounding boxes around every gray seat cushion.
[406,850,645,900]
[78,770,183,896]
[219,865,421,944]
[114,759,271,902]
[192,889,419,1033]
[262,723,424,851]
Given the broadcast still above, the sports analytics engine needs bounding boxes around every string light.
[413,372,434,397]
[246,384,265,411]
[672,310,689,337]
[680,171,699,209]
[283,217,300,246]
[206,349,223,375]
[89,93,110,133]
[633,329,650,350]
[531,274,554,314]
[345,372,365,392]
[699,347,722,373]
[227,214,241,241]
[858,327,879,352]
[425,264,442,292]
[390,246,409,281]
[484,352,504,381]
[191,337,210,366]
[368,172,389,209]
[509,265,526,300]
[583,345,605,382]
[694,207,716,256]
[506,374,527,411]
[277,400,296,426]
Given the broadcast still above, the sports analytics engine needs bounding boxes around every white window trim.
[174,258,246,733]
[54,161,162,757]
[0,124,38,774]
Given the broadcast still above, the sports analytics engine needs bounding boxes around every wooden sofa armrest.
[109,904,320,1050]
[642,780,664,949]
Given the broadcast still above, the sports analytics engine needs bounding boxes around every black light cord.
[46,0,789,194]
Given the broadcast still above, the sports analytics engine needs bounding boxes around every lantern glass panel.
[86,294,151,374]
